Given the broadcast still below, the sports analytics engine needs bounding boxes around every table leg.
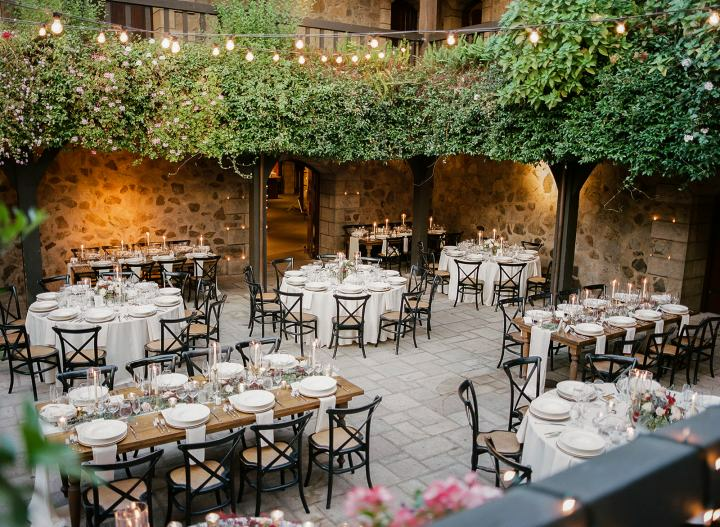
[520,328,530,378]
[568,345,580,380]
[68,474,81,527]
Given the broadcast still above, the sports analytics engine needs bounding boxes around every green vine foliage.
[0,0,718,183]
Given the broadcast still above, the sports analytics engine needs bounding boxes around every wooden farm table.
[514,313,683,380]
[38,376,364,527]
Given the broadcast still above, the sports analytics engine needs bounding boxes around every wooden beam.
[409,156,436,267]
[418,0,438,34]
[249,155,277,291]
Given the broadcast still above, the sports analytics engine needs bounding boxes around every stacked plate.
[367,281,391,292]
[267,353,298,370]
[29,300,59,313]
[36,292,59,301]
[156,372,189,390]
[129,305,158,318]
[443,246,457,251]
[48,307,80,321]
[77,419,128,447]
[157,287,181,296]
[556,429,605,458]
[606,316,636,328]
[387,276,407,286]
[85,308,115,323]
[123,257,144,265]
[155,295,182,307]
[338,284,364,295]
[529,398,571,421]
[69,385,109,407]
[574,323,605,337]
[305,282,328,292]
[162,403,211,429]
[634,309,662,322]
[465,253,484,261]
[357,264,374,272]
[516,253,536,261]
[90,260,113,267]
[556,381,596,402]
[229,390,276,414]
[39,403,76,424]
[583,298,608,309]
[299,376,337,398]
[494,256,514,264]
[286,277,307,286]
[523,249,539,256]
[446,250,465,257]
[301,264,321,271]
[384,270,400,277]
[216,362,244,380]
[525,309,552,322]
[660,303,689,315]
[285,270,305,277]
[154,254,176,261]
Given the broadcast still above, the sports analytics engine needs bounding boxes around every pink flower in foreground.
[345,486,394,519]
[422,478,467,515]
[390,506,427,527]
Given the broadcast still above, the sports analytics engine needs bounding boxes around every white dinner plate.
[338,284,364,295]
[47,308,80,321]
[39,403,77,423]
[85,308,116,323]
[229,390,275,411]
[556,381,596,402]
[69,385,109,406]
[387,277,407,285]
[465,253,484,261]
[660,304,689,315]
[77,419,127,446]
[557,429,605,455]
[29,300,59,313]
[286,277,307,286]
[446,250,465,257]
[267,353,298,370]
[367,282,391,292]
[156,373,188,389]
[163,413,209,429]
[494,257,514,264]
[90,261,113,267]
[384,270,400,277]
[129,305,158,318]
[157,287,181,296]
[216,362,244,380]
[574,323,605,337]
[36,292,59,301]
[530,398,571,420]
[155,295,182,307]
[154,255,176,261]
[163,403,210,426]
[304,282,328,292]
[285,270,305,277]
[299,376,336,394]
[556,441,604,459]
[634,309,662,321]
[606,316,636,328]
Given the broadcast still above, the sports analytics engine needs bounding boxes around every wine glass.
[106,399,121,419]
[119,401,132,421]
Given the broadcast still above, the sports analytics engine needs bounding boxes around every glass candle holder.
[114,502,149,527]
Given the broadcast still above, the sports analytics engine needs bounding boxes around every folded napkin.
[680,313,690,335]
[623,327,636,355]
[381,239,388,255]
[403,237,409,254]
[528,326,551,398]
[349,237,360,257]
[255,409,274,446]
[315,395,336,434]
[28,465,67,527]
[595,334,607,355]
[162,262,173,274]
[186,424,206,464]
[92,444,117,482]
[654,319,665,344]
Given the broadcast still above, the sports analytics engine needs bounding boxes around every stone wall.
[0,170,27,304]
[439,0,510,29]
[310,0,391,28]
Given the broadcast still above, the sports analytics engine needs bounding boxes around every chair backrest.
[92,265,115,280]
[234,337,281,367]
[248,413,312,472]
[700,316,720,348]
[610,333,649,357]
[327,395,382,453]
[502,356,541,431]
[206,294,227,333]
[455,260,482,285]
[178,430,243,496]
[0,285,22,325]
[159,314,194,354]
[424,275,442,308]
[400,291,422,319]
[333,294,370,328]
[485,437,532,488]
[419,248,435,273]
[360,256,381,265]
[248,282,274,313]
[497,262,527,287]
[125,354,178,380]
[37,275,69,293]
[194,279,218,315]
[162,270,190,293]
[407,265,427,294]
[82,449,163,527]
[458,379,479,441]
[276,289,306,320]
[99,271,133,281]
[181,346,232,376]
[582,284,606,298]
[445,232,463,246]
[122,262,155,281]
[272,257,294,286]
[521,240,543,251]
[0,322,29,352]
[586,354,637,382]
[526,291,552,307]
[52,325,103,369]
[243,265,255,285]
[193,255,221,282]
[57,365,117,392]
[317,254,336,266]
[556,288,579,305]
[498,297,524,336]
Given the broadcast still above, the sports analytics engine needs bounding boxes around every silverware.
[128,424,137,439]
[208,408,221,421]
[160,417,169,432]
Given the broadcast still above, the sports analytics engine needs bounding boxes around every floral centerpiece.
[94,279,122,299]
[345,474,502,527]
[337,258,356,282]
[482,238,501,255]
[631,386,684,431]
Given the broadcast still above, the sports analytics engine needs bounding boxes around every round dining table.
[438,249,541,304]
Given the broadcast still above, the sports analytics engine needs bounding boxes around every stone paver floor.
[4,277,719,526]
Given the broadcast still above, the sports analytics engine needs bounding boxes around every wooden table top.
[514,312,682,348]
[39,376,364,461]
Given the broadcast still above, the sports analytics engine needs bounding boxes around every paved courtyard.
[5,278,719,526]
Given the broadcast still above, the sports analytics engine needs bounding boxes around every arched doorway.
[462,1,483,26]
[391,0,418,31]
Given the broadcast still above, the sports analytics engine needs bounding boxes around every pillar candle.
[642,278,647,299]
[493,229,496,240]
[199,235,203,246]
[373,222,377,235]
[385,218,389,232]
[312,338,318,367]
[627,283,632,296]
[401,213,406,226]
[121,239,124,251]
[611,279,617,300]
[162,235,166,249]
[145,231,150,246]
[429,216,433,230]
[81,244,84,260]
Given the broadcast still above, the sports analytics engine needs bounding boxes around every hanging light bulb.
[50,13,63,35]
[369,37,379,48]
[400,46,407,53]
[529,28,540,44]
[225,38,235,51]
[119,28,129,43]
[446,32,457,45]
[335,55,343,64]
[378,51,385,59]
[351,54,359,63]
[709,11,720,26]
[272,51,280,62]
[97,31,106,44]
[245,50,254,61]
[170,37,180,54]
[615,20,626,34]
[295,38,304,49]
[320,54,328,63]
[38,24,47,37]
[298,55,306,65]
[212,43,220,56]
[161,35,171,49]
[364,53,371,60]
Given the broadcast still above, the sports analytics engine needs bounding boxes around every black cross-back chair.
[233,337,282,367]
[1,323,58,401]
[238,412,313,517]
[503,356,542,432]
[454,259,484,310]
[189,294,227,347]
[126,354,178,381]
[377,291,421,354]
[271,257,294,287]
[82,449,164,527]
[317,254,337,266]
[98,271,133,282]
[521,240,543,251]
[52,325,107,372]
[609,333,650,360]
[166,430,243,526]
[582,283,606,298]
[191,280,218,323]
[415,275,442,339]
[556,288,580,305]
[496,297,526,368]
[330,294,371,359]
[305,395,382,508]
[680,316,720,384]
[180,346,232,377]
[190,255,221,302]
[92,265,115,282]
[485,437,532,489]
[648,329,684,385]
[359,256,381,265]
[492,262,527,309]
[458,379,522,477]
[526,291,552,307]
[162,270,190,300]
[122,261,155,282]
[37,274,70,293]
[407,265,427,295]
[583,354,637,382]
[0,285,23,326]
[57,365,117,393]
[276,289,317,357]
[248,282,280,337]
[144,313,193,359]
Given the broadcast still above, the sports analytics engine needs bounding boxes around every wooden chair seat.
[459,279,484,286]
[16,345,57,359]
[286,312,316,323]
[67,348,107,363]
[144,340,184,353]
[331,316,360,326]
[257,292,278,303]
[477,431,521,455]
[417,300,430,309]
[83,478,146,510]
[658,344,681,356]
[508,331,529,344]
[380,311,402,321]
[527,276,547,284]
[435,270,450,278]
[240,442,292,467]
[309,426,362,452]
[494,280,519,287]
[188,323,208,336]
[184,309,196,319]
[168,460,227,489]
[261,303,282,313]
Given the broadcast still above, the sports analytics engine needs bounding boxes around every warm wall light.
[672,218,676,223]
[652,215,659,221]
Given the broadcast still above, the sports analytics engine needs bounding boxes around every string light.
[298,54,306,64]
[320,54,328,63]
[212,43,220,56]
[369,37,379,48]
[50,13,63,35]
[225,38,235,51]
[170,37,180,54]
[400,46,407,53]
[38,23,47,37]
[161,36,170,49]
[295,38,304,49]
[119,28,129,43]
[272,51,280,62]
[446,32,457,45]
[335,55,343,64]
[529,28,541,44]
[615,20,626,34]
[96,31,106,44]
[709,11,720,25]
[364,53,371,60]
[378,51,385,59]
[245,50,254,61]
[351,54,359,63]
[561,498,576,514]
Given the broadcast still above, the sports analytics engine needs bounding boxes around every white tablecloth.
[349,233,412,257]
[26,303,184,383]
[438,252,541,304]
[279,281,404,347]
